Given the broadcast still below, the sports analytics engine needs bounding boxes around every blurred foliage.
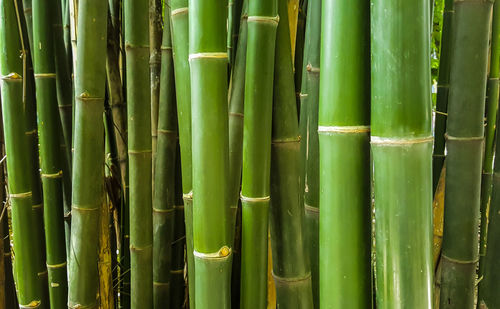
[431,0,445,104]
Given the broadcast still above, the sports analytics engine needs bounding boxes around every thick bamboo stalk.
[170,0,195,306]
[189,0,232,307]
[32,0,70,304]
[268,0,313,307]
[124,0,153,306]
[439,1,493,307]
[67,0,107,307]
[371,0,433,307]
[150,0,162,170]
[319,0,371,307]
[299,0,319,305]
[153,2,177,306]
[0,0,45,306]
[479,0,500,277]
[239,0,277,307]
[433,0,453,191]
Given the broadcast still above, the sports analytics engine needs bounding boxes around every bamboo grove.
[0,0,498,308]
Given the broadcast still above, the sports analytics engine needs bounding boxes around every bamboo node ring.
[183,192,193,200]
[19,300,41,308]
[34,73,56,79]
[1,72,22,80]
[240,195,270,202]
[189,52,228,61]
[10,191,32,199]
[47,261,67,269]
[370,136,433,145]
[444,133,483,142]
[171,7,188,16]
[247,15,279,25]
[318,125,370,134]
[41,170,63,178]
[193,246,232,259]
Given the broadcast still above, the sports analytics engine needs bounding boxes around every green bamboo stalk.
[299,0,319,305]
[371,0,433,307]
[228,0,243,68]
[153,2,177,306]
[32,0,70,304]
[170,0,195,306]
[433,0,453,192]
[268,0,313,307]
[319,0,371,307]
[150,0,162,171]
[439,1,493,307]
[239,0,277,307]
[170,146,186,308]
[478,41,500,305]
[124,0,153,306]
[293,0,307,114]
[189,0,232,307]
[228,1,248,235]
[0,0,45,306]
[0,96,18,309]
[67,0,107,307]
[18,1,50,303]
[479,0,500,277]
[227,3,247,307]
[62,0,71,67]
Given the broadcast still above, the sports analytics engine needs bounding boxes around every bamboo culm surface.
[440,0,493,307]
[371,0,433,307]
[0,0,45,306]
[152,1,177,306]
[239,0,277,307]
[67,0,108,307]
[189,0,232,307]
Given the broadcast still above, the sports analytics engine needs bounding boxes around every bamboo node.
[153,281,171,286]
[47,261,67,268]
[441,253,478,264]
[71,205,99,211]
[306,64,320,73]
[189,52,228,61]
[229,112,244,118]
[32,203,43,209]
[193,246,232,259]
[124,43,149,50]
[76,92,104,103]
[34,73,56,79]
[272,271,312,283]
[173,205,185,210]
[304,203,319,214]
[171,7,188,16]
[272,136,301,144]
[183,192,193,200]
[318,125,370,134]
[1,72,22,80]
[152,207,175,214]
[240,194,270,202]
[444,133,483,142]
[10,191,32,199]
[370,136,433,145]
[25,129,37,135]
[247,15,279,25]
[19,300,41,308]
[299,92,308,98]
[157,129,176,135]
[41,170,63,178]
[170,269,183,274]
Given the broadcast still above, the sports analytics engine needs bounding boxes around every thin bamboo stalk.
[32,0,70,304]
[170,0,195,306]
[268,0,313,307]
[239,0,277,307]
[170,147,186,308]
[299,0,319,305]
[153,2,177,306]
[67,0,108,307]
[0,0,45,306]
[2,202,17,308]
[479,0,500,277]
[124,0,153,306]
[189,0,232,306]
[433,0,453,191]
[371,0,433,307]
[293,0,307,115]
[439,0,493,307]
[150,0,162,171]
[227,0,243,67]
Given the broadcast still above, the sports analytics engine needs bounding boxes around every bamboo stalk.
[153,2,177,306]
[319,0,371,307]
[268,0,313,307]
[299,0,319,305]
[479,0,500,277]
[189,0,232,306]
[239,0,278,307]
[150,0,162,171]
[293,0,307,115]
[124,0,153,306]
[67,0,108,307]
[227,0,243,67]
[433,0,453,192]
[439,1,493,307]
[170,0,195,306]
[16,3,53,307]
[371,0,433,307]
[170,147,186,308]
[32,0,70,304]
[0,0,45,306]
